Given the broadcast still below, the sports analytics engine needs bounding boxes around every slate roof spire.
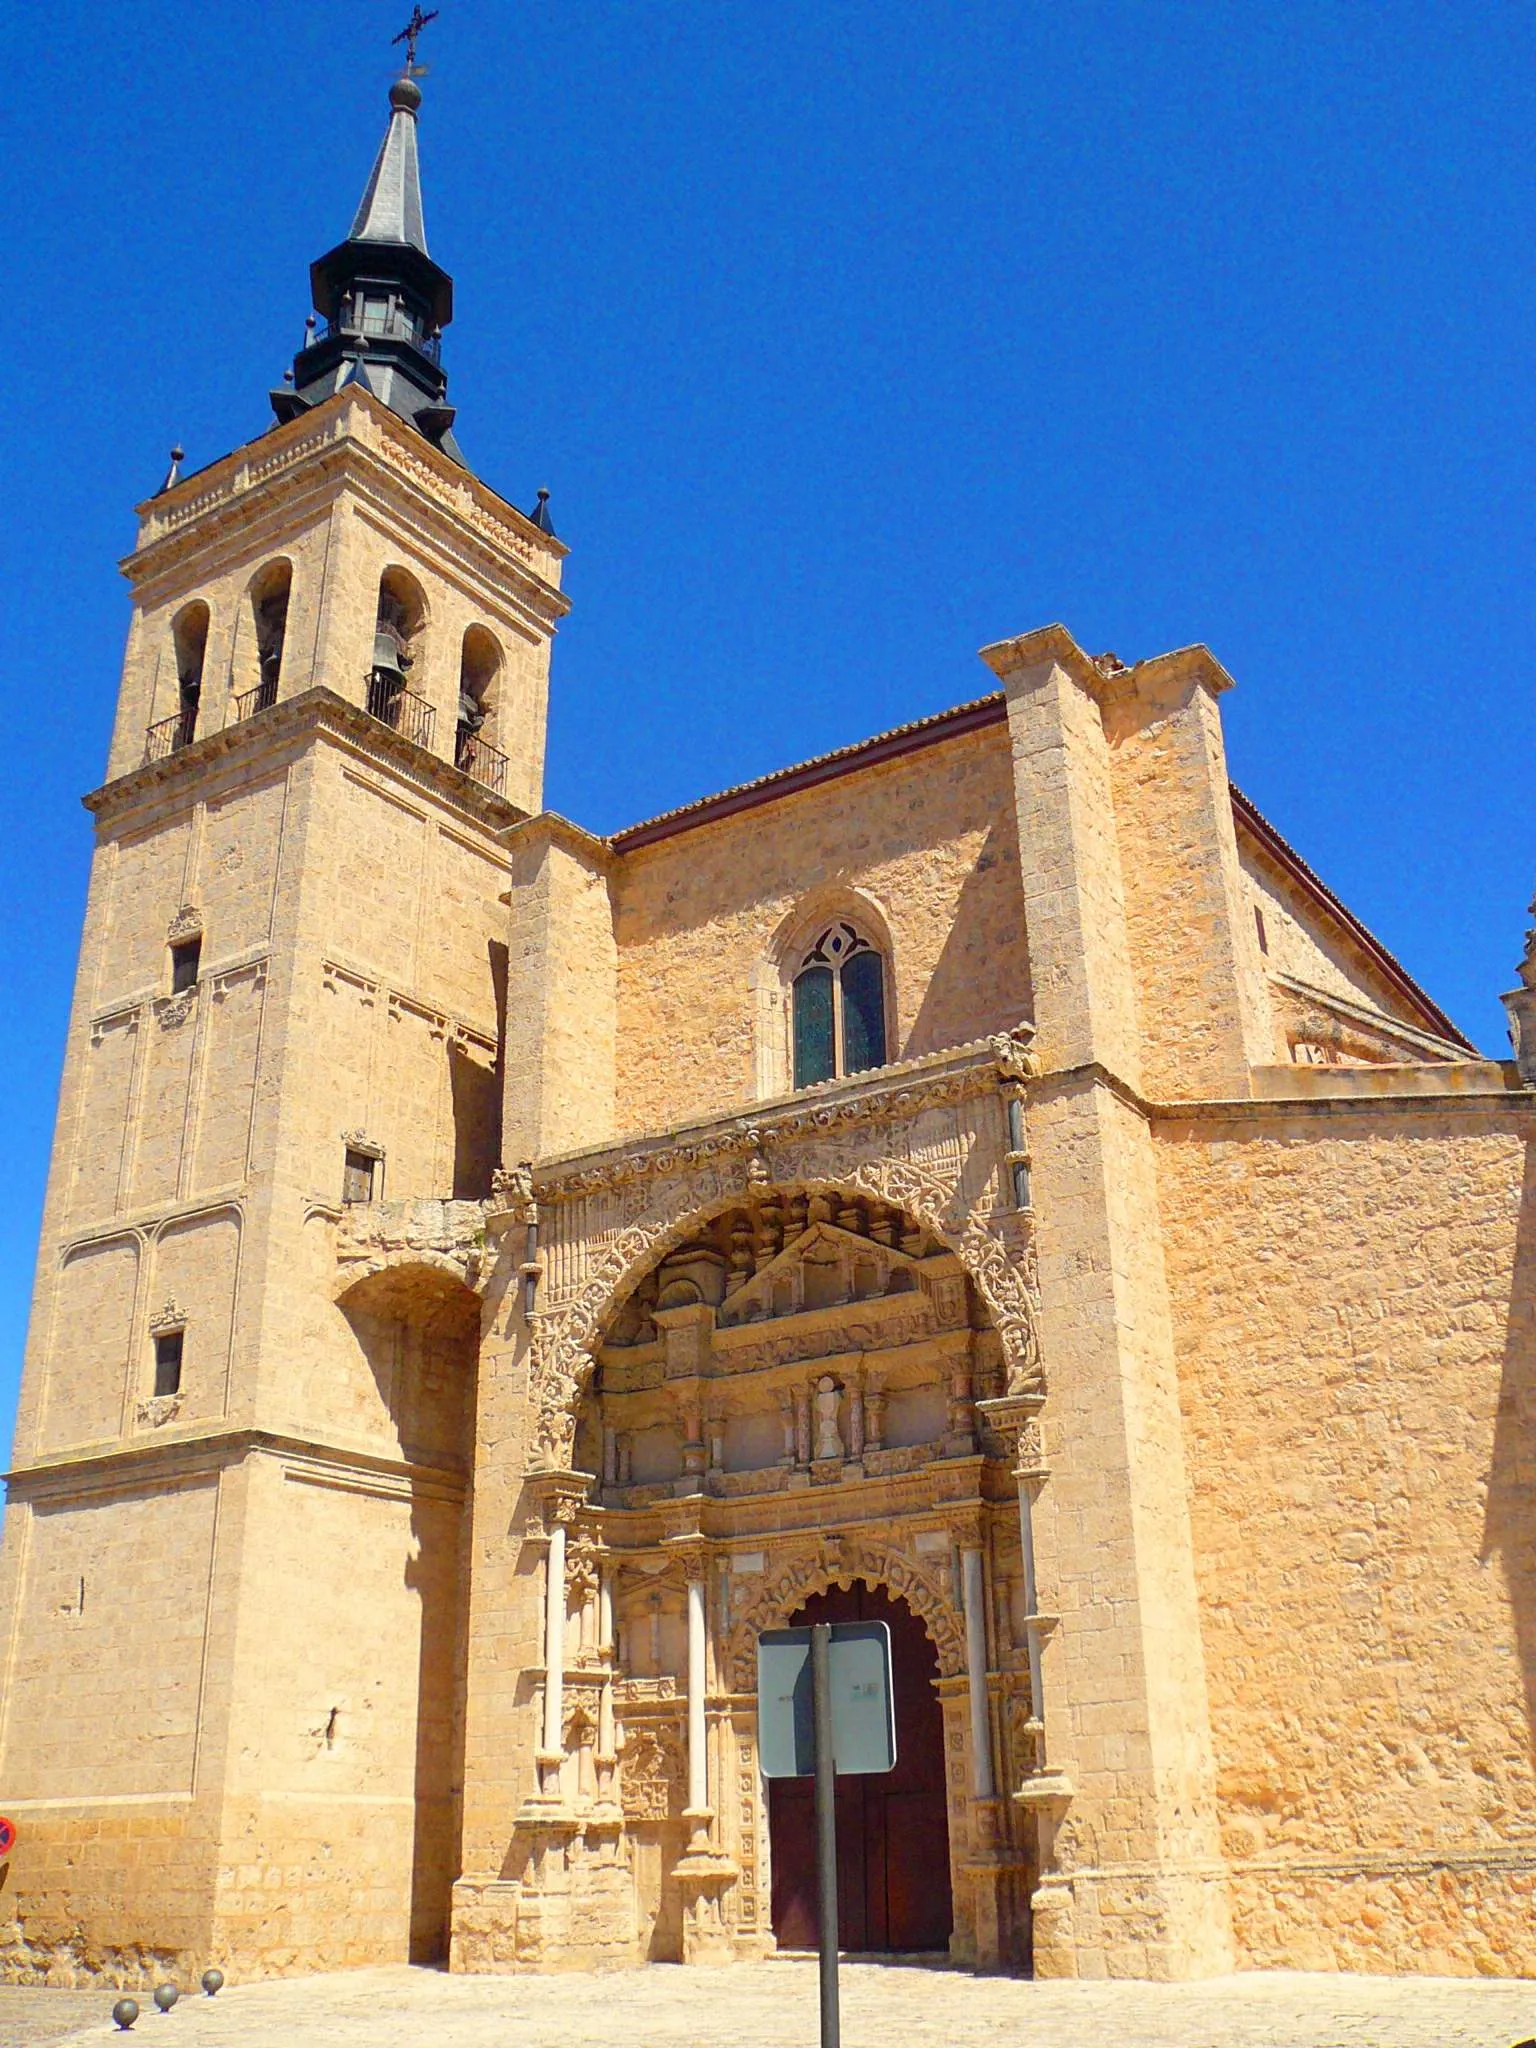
[350,73,430,252]
[270,57,467,468]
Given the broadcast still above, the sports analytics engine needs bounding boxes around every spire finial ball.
[390,74,423,114]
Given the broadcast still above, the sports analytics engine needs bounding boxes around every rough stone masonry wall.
[1106,679,1271,1098]
[1236,834,1433,1040]
[1155,1106,1536,1974]
[612,725,1032,1134]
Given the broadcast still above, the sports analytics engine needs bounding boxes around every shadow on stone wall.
[903,819,1033,1061]
[339,1265,479,1962]
[1483,1136,1536,1761]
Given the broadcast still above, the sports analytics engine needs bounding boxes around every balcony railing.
[232,678,278,723]
[144,708,198,763]
[455,725,510,797]
[316,315,442,364]
[366,672,436,752]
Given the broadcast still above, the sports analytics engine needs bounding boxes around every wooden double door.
[767,1582,953,1953]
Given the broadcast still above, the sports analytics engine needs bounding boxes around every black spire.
[528,487,556,536]
[272,66,466,466]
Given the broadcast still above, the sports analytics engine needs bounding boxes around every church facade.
[4,68,1536,1991]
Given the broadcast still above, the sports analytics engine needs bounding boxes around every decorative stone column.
[595,1567,619,1814]
[979,1391,1073,1973]
[687,1573,708,1817]
[521,1487,583,1810]
[667,1538,737,1961]
[500,1476,625,1969]
[961,1544,996,1799]
[956,1526,1017,1969]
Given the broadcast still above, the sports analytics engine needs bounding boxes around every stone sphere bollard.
[112,1997,139,2030]
[152,1983,179,2013]
[200,1967,224,1996]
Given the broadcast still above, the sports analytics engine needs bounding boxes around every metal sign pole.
[811,1621,840,2048]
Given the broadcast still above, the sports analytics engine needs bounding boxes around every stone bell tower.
[0,57,565,1981]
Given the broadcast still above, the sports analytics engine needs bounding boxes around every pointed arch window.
[792,923,888,1089]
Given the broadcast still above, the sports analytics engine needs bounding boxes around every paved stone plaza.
[4,1961,1536,2048]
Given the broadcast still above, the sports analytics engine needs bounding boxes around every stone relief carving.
[988,1023,1039,1083]
[332,1199,490,1298]
[524,1051,1043,1467]
[491,1160,536,1219]
[618,1722,684,1822]
[166,903,203,943]
[813,1377,844,1461]
[154,991,197,1032]
[723,1535,966,1688]
[135,1393,183,1430]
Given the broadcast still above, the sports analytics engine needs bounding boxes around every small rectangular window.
[343,1148,378,1205]
[1254,905,1269,955]
[170,936,202,993]
[154,1329,184,1398]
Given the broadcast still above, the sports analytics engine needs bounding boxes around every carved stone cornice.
[524,1052,1044,1470]
[86,686,527,835]
[534,1036,1024,1205]
[129,389,567,606]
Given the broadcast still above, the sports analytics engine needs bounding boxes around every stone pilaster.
[1024,1074,1233,1978]
[500,815,617,1164]
[1099,646,1271,1097]
[983,626,1142,1089]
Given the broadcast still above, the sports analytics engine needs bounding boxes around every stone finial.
[491,1160,536,1221]
[1502,891,1536,1084]
[989,1023,1039,1084]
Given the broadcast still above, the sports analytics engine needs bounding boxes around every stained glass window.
[792,964,836,1088]
[841,948,886,1074]
[790,924,887,1088]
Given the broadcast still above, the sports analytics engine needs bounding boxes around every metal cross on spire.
[392,5,438,72]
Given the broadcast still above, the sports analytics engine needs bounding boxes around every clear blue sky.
[3,2,1533,1464]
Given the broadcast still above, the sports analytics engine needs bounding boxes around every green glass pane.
[793,966,836,1088]
[841,950,887,1075]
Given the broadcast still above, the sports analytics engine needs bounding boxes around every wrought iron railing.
[144,708,198,762]
[366,673,436,751]
[232,678,278,723]
[316,315,441,364]
[455,725,510,797]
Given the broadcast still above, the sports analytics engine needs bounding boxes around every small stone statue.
[813,1376,844,1461]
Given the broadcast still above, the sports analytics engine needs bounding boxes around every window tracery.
[792,922,888,1088]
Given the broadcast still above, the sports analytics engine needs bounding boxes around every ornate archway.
[725,1536,965,1690]
[472,1036,1044,1974]
[522,1030,1042,1470]
[766,1581,954,1954]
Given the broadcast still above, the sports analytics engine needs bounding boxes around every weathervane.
[392,5,438,72]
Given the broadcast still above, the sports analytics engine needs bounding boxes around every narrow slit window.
[1255,905,1269,955]
[170,936,201,994]
[154,1330,184,1398]
[343,1148,378,1205]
